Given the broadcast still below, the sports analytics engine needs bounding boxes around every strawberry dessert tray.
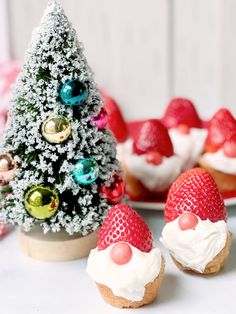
[113,98,236,211]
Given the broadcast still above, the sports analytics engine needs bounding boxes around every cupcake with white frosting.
[117,119,182,201]
[161,168,232,275]
[162,98,207,171]
[87,204,165,308]
[199,108,236,192]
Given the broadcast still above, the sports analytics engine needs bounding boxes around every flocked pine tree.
[0,1,124,236]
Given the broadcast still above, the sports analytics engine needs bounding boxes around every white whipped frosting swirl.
[160,217,227,273]
[169,128,207,171]
[117,140,182,192]
[86,243,162,301]
[202,149,236,174]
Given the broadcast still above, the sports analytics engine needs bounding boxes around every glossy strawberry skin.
[133,119,174,157]
[162,98,202,129]
[205,108,236,153]
[164,168,227,223]
[102,94,129,143]
[98,204,153,252]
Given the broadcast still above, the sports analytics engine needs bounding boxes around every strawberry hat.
[205,108,236,153]
[164,168,227,223]
[98,204,153,253]
[162,98,202,129]
[133,119,173,157]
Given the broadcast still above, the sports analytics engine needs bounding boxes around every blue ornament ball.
[73,158,99,185]
[60,79,88,105]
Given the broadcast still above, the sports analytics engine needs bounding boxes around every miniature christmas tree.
[0,1,124,240]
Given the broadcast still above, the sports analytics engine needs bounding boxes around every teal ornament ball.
[60,79,88,105]
[73,158,99,185]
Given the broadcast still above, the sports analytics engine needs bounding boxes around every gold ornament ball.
[0,153,15,172]
[24,185,59,219]
[41,115,72,144]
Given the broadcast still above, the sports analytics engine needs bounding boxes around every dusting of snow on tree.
[0,1,122,235]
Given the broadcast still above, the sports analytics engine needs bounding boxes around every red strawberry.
[164,168,227,223]
[98,204,153,252]
[101,92,129,143]
[133,119,173,157]
[205,108,236,153]
[162,98,202,129]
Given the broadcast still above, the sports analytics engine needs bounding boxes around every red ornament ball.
[110,242,132,265]
[178,212,199,231]
[100,174,125,204]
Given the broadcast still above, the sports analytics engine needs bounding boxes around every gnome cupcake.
[162,98,207,171]
[160,168,232,275]
[117,119,182,201]
[199,108,236,193]
[87,204,165,308]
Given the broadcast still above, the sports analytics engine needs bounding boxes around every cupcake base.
[96,259,165,308]
[199,157,236,193]
[172,232,232,275]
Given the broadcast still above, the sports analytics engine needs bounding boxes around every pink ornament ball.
[92,107,108,130]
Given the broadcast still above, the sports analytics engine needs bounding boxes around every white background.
[2,0,236,120]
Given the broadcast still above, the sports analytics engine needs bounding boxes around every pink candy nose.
[178,212,199,231]
[110,242,133,265]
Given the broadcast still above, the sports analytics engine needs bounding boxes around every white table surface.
[1,207,236,314]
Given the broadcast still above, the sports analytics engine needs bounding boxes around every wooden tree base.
[19,225,98,262]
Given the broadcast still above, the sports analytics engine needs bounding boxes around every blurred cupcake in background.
[199,108,236,193]
[162,98,207,171]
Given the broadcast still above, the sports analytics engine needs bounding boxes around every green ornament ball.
[24,185,59,219]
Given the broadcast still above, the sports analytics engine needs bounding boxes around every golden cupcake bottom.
[96,259,165,308]
[172,232,232,275]
[199,157,236,193]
